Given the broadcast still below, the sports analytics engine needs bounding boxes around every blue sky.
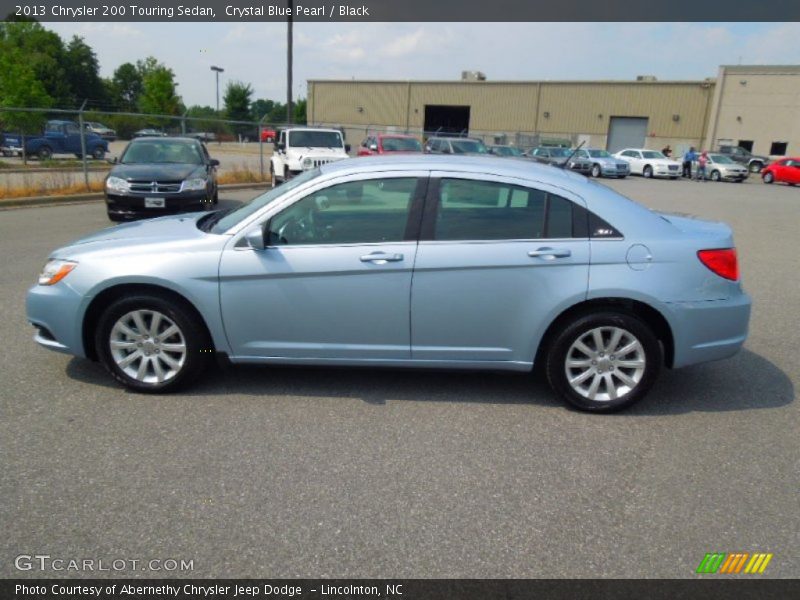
[46,22,800,107]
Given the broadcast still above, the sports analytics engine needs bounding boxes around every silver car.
[693,154,749,182]
[26,156,751,412]
[575,148,631,178]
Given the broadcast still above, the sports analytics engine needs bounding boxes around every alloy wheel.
[109,309,186,384]
[564,326,646,401]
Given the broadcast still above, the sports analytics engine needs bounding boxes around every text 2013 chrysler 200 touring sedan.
[26,156,751,412]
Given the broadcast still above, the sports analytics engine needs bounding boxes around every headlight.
[105,176,129,193]
[302,157,313,168]
[38,259,78,286]
[181,178,207,191]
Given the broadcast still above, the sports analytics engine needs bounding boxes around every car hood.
[109,163,204,181]
[288,147,347,157]
[52,213,212,258]
[590,156,624,165]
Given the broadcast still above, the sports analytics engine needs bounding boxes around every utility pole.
[210,65,224,114]
[287,1,293,126]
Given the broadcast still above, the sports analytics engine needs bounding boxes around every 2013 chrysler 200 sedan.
[26,156,751,412]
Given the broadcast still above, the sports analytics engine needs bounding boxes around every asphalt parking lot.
[1,175,797,579]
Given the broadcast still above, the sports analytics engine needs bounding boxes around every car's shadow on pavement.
[65,349,793,415]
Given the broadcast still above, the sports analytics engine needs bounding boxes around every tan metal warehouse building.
[307,65,800,157]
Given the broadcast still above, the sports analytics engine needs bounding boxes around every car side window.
[65,123,80,135]
[267,178,419,246]
[434,179,578,241]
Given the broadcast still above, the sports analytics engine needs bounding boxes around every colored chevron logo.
[696,552,773,574]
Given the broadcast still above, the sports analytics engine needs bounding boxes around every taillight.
[697,248,739,281]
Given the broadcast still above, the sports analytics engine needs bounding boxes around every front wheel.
[91,146,105,160]
[37,146,53,160]
[643,165,653,178]
[749,161,763,173]
[710,170,721,182]
[762,172,774,184]
[591,164,602,178]
[95,294,212,393]
[545,312,662,412]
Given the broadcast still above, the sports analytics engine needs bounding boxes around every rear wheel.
[545,311,661,412]
[95,294,211,393]
[37,146,52,160]
[91,146,105,160]
[749,161,763,173]
[710,170,721,182]
[763,172,774,184]
[643,165,653,178]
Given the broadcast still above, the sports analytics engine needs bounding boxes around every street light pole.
[210,65,224,114]
[287,1,293,126]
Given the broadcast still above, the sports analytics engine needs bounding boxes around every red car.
[260,127,276,143]
[762,157,800,185]
[357,134,422,156]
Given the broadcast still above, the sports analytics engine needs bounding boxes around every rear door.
[410,173,590,365]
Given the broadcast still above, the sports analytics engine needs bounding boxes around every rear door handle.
[360,252,404,264]
[528,247,572,259]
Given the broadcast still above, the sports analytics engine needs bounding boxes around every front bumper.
[667,292,752,369]
[653,166,681,178]
[720,171,749,182]
[105,191,211,220]
[601,163,630,177]
[27,281,87,358]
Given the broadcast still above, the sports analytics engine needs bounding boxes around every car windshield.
[709,154,735,164]
[642,151,666,159]
[588,149,612,158]
[451,139,487,154]
[288,130,343,148]
[547,148,571,157]
[121,140,204,165]
[492,146,522,156]
[381,137,422,152]
[209,168,322,234]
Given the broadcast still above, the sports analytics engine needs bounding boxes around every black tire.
[763,172,774,184]
[91,146,105,160]
[643,165,653,178]
[749,161,763,174]
[37,146,52,160]
[710,170,721,182]
[212,186,219,204]
[107,212,125,222]
[545,311,662,413]
[75,153,83,159]
[95,293,212,393]
[591,164,602,178]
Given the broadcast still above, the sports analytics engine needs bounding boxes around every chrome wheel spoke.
[603,373,618,400]
[160,324,180,339]
[567,358,593,368]
[152,357,167,383]
[574,340,594,357]
[615,359,645,369]
[570,369,595,386]
[117,350,142,368]
[158,351,182,370]
[149,312,163,337]
[115,321,139,339]
[131,311,148,336]
[606,328,623,353]
[110,340,137,350]
[136,356,150,380]
[160,342,186,352]
[586,374,602,399]
[617,340,642,357]
[613,369,638,388]
[592,328,604,353]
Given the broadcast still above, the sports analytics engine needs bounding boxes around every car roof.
[130,136,198,144]
[377,133,417,138]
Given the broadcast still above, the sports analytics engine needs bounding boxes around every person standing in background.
[662,145,672,158]
[695,150,709,182]
[682,146,697,178]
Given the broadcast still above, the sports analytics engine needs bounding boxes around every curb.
[0,182,268,210]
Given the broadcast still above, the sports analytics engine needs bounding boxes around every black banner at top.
[1,0,800,22]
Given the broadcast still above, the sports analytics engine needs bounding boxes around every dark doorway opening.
[738,140,754,152]
[424,105,471,137]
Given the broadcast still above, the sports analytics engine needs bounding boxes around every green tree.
[64,36,106,107]
[224,81,253,134]
[250,98,275,121]
[110,62,143,111]
[0,20,71,107]
[0,45,53,163]
[139,64,182,122]
[293,98,307,125]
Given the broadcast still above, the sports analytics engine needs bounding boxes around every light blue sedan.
[26,156,751,412]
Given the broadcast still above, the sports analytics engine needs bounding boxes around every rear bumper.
[667,292,752,368]
[106,191,211,220]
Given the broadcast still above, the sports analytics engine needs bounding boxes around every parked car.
[488,145,524,158]
[527,146,592,175]
[691,153,749,182]
[260,127,277,143]
[84,121,117,141]
[761,157,800,185]
[358,134,422,156]
[104,136,219,221]
[717,145,770,173]
[271,127,351,187]
[186,131,217,143]
[27,155,751,413]
[614,148,682,179]
[424,137,488,155]
[572,149,630,178]
[1,120,108,160]
[132,128,168,138]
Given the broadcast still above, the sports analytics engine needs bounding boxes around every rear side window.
[433,179,579,241]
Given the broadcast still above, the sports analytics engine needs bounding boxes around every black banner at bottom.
[2,579,798,600]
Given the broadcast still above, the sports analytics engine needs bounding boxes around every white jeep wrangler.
[270,127,350,187]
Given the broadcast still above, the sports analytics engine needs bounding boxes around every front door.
[219,175,426,360]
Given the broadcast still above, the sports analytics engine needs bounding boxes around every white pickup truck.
[270,127,350,186]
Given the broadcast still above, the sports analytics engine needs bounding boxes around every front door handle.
[528,247,572,259]
[360,252,404,264]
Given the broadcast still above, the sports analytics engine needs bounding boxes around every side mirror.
[345,144,351,153]
[209,158,220,167]
[244,225,266,250]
